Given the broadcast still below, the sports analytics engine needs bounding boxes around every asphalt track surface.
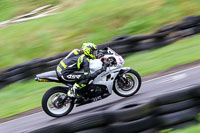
[1,65,200,133]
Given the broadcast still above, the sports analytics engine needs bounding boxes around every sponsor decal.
[92,96,102,101]
[67,74,81,79]
[118,57,123,64]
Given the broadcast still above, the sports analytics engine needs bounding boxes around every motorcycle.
[35,47,141,117]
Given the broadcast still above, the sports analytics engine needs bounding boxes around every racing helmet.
[82,43,97,59]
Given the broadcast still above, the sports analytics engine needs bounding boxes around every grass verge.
[124,35,200,75]
[169,123,200,133]
[0,0,60,22]
[0,0,200,69]
[0,34,200,119]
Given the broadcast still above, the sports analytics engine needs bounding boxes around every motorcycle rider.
[56,43,106,98]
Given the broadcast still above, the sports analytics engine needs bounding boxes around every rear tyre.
[42,86,74,117]
[113,69,141,97]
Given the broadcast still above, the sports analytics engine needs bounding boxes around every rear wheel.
[113,69,141,97]
[42,86,74,117]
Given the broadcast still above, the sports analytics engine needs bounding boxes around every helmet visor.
[91,50,97,59]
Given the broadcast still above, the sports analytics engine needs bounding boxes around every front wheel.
[42,86,74,117]
[113,69,141,97]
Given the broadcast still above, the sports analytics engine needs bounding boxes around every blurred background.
[0,0,200,132]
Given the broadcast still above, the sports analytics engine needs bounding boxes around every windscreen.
[107,47,120,56]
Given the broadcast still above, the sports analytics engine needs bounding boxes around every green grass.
[0,0,200,120]
[169,123,200,133]
[0,35,200,119]
[0,80,60,118]
[0,0,60,22]
[0,0,200,69]
[124,35,200,75]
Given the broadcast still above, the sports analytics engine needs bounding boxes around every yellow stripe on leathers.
[73,50,79,55]
[60,61,67,68]
[77,54,85,69]
[57,66,62,72]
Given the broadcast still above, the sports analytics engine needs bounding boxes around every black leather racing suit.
[56,49,103,88]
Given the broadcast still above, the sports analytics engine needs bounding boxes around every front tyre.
[113,69,141,97]
[42,86,74,117]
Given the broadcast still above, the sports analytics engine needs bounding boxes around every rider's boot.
[67,83,81,98]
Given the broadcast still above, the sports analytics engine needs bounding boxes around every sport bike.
[35,48,141,117]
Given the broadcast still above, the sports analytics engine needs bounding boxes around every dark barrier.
[0,15,200,88]
[29,85,200,133]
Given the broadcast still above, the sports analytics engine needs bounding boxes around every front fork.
[117,67,131,87]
